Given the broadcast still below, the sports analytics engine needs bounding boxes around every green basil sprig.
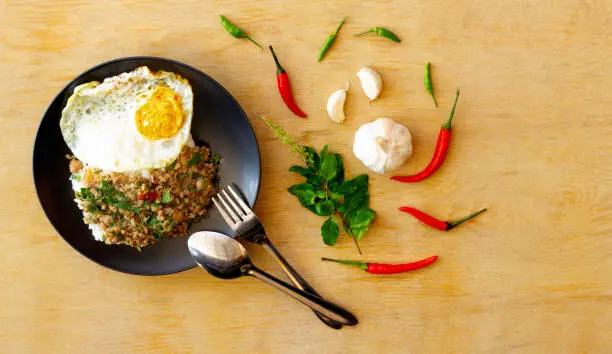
[262,117,375,253]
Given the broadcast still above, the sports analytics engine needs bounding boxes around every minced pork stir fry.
[68,145,219,249]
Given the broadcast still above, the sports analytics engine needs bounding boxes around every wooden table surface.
[2,0,612,352]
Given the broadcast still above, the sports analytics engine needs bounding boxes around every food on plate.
[353,118,412,174]
[356,67,382,101]
[262,117,375,254]
[318,17,346,62]
[354,27,401,43]
[60,66,193,172]
[269,46,307,118]
[326,83,349,123]
[219,15,263,49]
[391,89,460,182]
[424,62,438,107]
[321,256,438,274]
[69,146,218,248]
[61,66,218,248]
[398,206,487,231]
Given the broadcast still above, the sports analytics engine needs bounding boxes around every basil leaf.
[85,203,100,213]
[210,152,222,169]
[288,183,315,197]
[314,200,334,216]
[338,180,357,195]
[315,191,327,200]
[289,184,317,207]
[348,208,375,229]
[350,226,369,241]
[328,181,340,193]
[345,191,369,215]
[290,164,322,187]
[320,152,338,181]
[153,231,163,241]
[298,192,317,207]
[304,205,317,214]
[306,174,323,187]
[331,154,344,183]
[147,216,160,227]
[321,144,329,159]
[321,217,339,245]
[116,200,130,210]
[330,191,342,200]
[289,165,312,177]
[78,188,96,202]
[147,216,166,240]
[99,180,111,190]
[339,174,369,195]
[117,200,139,212]
[162,191,171,204]
[188,152,202,166]
[353,174,369,189]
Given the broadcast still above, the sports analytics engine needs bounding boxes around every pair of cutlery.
[188,185,357,328]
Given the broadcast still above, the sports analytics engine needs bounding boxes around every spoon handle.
[260,239,343,329]
[245,265,358,326]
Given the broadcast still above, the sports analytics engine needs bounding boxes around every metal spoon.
[188,231,358,326]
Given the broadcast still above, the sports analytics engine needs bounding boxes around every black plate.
[33,57,261,275]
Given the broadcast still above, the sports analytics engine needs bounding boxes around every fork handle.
[260,238,346,329]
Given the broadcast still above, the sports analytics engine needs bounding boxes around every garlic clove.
[356,67,382,101]
[353,118,412,173]
[326,82,349,123]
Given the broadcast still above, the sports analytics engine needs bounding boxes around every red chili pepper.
[391,89,460,182]
[321,256,438,274]
[399,206,487,231]
[138,192,158,201]
[269,46,307,118]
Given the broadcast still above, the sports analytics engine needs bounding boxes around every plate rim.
[32,56,261,276]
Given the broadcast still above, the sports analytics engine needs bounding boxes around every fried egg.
[60,66,193,172]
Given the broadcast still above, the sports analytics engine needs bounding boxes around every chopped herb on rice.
[69,145,218,249]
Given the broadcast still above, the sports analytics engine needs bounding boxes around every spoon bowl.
[187,231,250,279]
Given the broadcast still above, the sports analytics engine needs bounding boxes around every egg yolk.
[135,86,184,140]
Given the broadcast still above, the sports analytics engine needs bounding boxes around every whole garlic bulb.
[326,83,349,123]
[353,118,412,173]
[356,67,382,101]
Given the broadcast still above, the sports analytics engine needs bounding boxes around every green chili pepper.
[425,62,438,107]
[354,27,401,43]
[219,15,262,49]
[317,17,346,62]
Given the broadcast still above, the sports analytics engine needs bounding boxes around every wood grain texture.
[2,0,612,352]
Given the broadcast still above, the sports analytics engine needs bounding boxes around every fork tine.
[227,185,253,214]
[212,196,238,225]
[216,193,242,222]
[222,190,247,217]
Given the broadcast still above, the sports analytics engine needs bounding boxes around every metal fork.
[212,185,350,329]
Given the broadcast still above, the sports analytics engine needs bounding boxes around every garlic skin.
[353,118,412,173]
[356,67,382,101]
[326,83,349,123]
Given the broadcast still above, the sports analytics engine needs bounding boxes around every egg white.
[60,66,193,172]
